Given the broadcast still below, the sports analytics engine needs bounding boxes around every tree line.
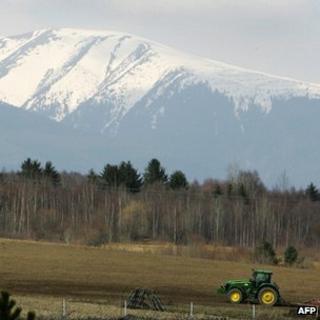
[0,158,319,248]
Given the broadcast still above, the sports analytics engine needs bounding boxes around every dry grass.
[0,239,319,319]
[13,295,296,320]
[106,242,252,262]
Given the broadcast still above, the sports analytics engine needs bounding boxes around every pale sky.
[1,0,319,83]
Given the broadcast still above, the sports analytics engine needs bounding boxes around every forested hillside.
[0,158,319,248]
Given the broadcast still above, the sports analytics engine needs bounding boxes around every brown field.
[0,239,319,319]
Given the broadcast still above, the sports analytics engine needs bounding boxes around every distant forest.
[0,158,319,248]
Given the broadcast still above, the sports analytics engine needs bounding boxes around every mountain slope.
[1,28,320,186]
[0,102,120,171]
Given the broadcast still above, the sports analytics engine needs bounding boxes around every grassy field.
[0,239,319,319]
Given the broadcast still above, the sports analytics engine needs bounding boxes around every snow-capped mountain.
[1,28,320,126]
[1,28,320,186]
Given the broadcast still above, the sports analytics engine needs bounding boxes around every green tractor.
[217,269,281,306]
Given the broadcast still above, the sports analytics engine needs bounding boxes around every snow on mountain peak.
[0,28,319,122]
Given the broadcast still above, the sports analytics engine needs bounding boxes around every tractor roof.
[253,269,273,274]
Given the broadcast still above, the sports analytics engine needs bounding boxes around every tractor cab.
[250,269,272,286]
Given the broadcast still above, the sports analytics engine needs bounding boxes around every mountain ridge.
[1,28,320,186]
[0,28,319,127]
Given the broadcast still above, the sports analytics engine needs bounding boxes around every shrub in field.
[284,245,298,266]
[87,230,109,247]
[254,241,278,265]
[0,291,35,320]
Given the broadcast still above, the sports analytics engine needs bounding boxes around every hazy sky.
[1,0,319,82]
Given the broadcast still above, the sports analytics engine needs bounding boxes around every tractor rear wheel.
[227,288,243,304]
[258,287,278,306]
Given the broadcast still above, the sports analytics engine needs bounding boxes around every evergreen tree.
[100,164,120,188]
[20,158,42,179]
[0,291,35,320]
[254,241,277,265]
[306,183,319,201]
[87,169,99,184]
[213,184,223,197]
[43,161,60,186]
[118,161,143,192]
[144,159,167,185]
[169,170,188,190]
[284,245,298,266]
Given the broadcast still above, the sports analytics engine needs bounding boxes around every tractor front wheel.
[258,287,278,306]
[227,288,243,304]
